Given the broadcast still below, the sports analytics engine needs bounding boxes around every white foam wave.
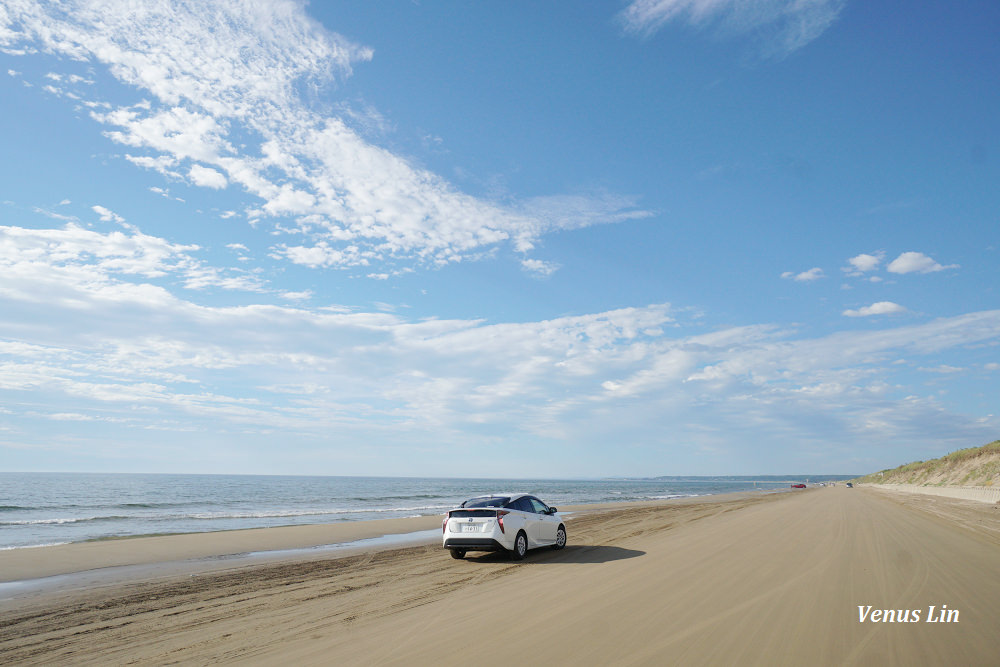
[1,516,115,526]
[0,542,70,550]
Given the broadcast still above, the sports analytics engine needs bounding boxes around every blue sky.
[1,0,997,477]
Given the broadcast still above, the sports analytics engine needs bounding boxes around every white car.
[442,494,567,560]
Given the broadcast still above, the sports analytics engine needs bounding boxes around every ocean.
[0,472,823,550]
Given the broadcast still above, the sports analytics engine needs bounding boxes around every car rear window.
[461,496,511,508]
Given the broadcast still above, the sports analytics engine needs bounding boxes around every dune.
[855,439,1000,487]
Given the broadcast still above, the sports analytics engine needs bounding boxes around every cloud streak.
[619,0,846,57]
[782,267,824,282]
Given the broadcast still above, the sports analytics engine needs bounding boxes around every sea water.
[0,473,827,550]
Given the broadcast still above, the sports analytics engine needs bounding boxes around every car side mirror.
[548,507,558,514]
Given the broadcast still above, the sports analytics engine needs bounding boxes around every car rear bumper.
[444,537,507,552]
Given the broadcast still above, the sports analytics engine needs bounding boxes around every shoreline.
[2,473,829,553]
[0,514,443,585]
[0,490,778,588]
[0,527,442,606]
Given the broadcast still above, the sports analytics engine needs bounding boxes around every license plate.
[463,523,480,532]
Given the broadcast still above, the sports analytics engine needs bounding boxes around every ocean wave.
[0,504,456,527]
[0,515,132,526]
[361,504,454,514]
[347,494,444,502]
[103,501,207,511]
[0,542,71,551]
[0,501,206,513]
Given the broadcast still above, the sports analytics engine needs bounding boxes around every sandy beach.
[2,487,999,666]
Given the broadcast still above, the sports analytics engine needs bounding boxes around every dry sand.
[2,487,999,666]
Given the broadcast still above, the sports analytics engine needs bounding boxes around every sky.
[0,0,997,478]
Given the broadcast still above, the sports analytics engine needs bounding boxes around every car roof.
[456,493,533,508]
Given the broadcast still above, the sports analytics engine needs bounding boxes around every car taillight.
[496,510,509,533]
[442,512,450,533]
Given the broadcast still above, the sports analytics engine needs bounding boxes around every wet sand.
[2,487,999,665]
[0,514,447,583]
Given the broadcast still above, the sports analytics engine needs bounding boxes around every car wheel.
[511,531,528,560]
[552,525,566,550]
[450,549,466,559]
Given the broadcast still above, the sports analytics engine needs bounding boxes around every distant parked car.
[846,482,853,488]
[791,484,807,488]
[442,494,566,560]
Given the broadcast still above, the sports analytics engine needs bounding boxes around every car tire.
[511,531,528,561]
[450,549,466,559]
[552,525,566,550]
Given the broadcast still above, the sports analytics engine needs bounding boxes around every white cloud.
[521,258,559,277]
[47,412,96,421]
[32,206,77,223]
[0,223,268,298]
[781,267,824,282]
[189,164,227,189]
[843,301,907,317]
[843,252,883,275]
[887,251,959,275]
[3,1,650,272]
[96,105,232,163]
[129,154,180,177]
[91,204,124,223]
[272,241,372,269]
[619,0,846,56]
